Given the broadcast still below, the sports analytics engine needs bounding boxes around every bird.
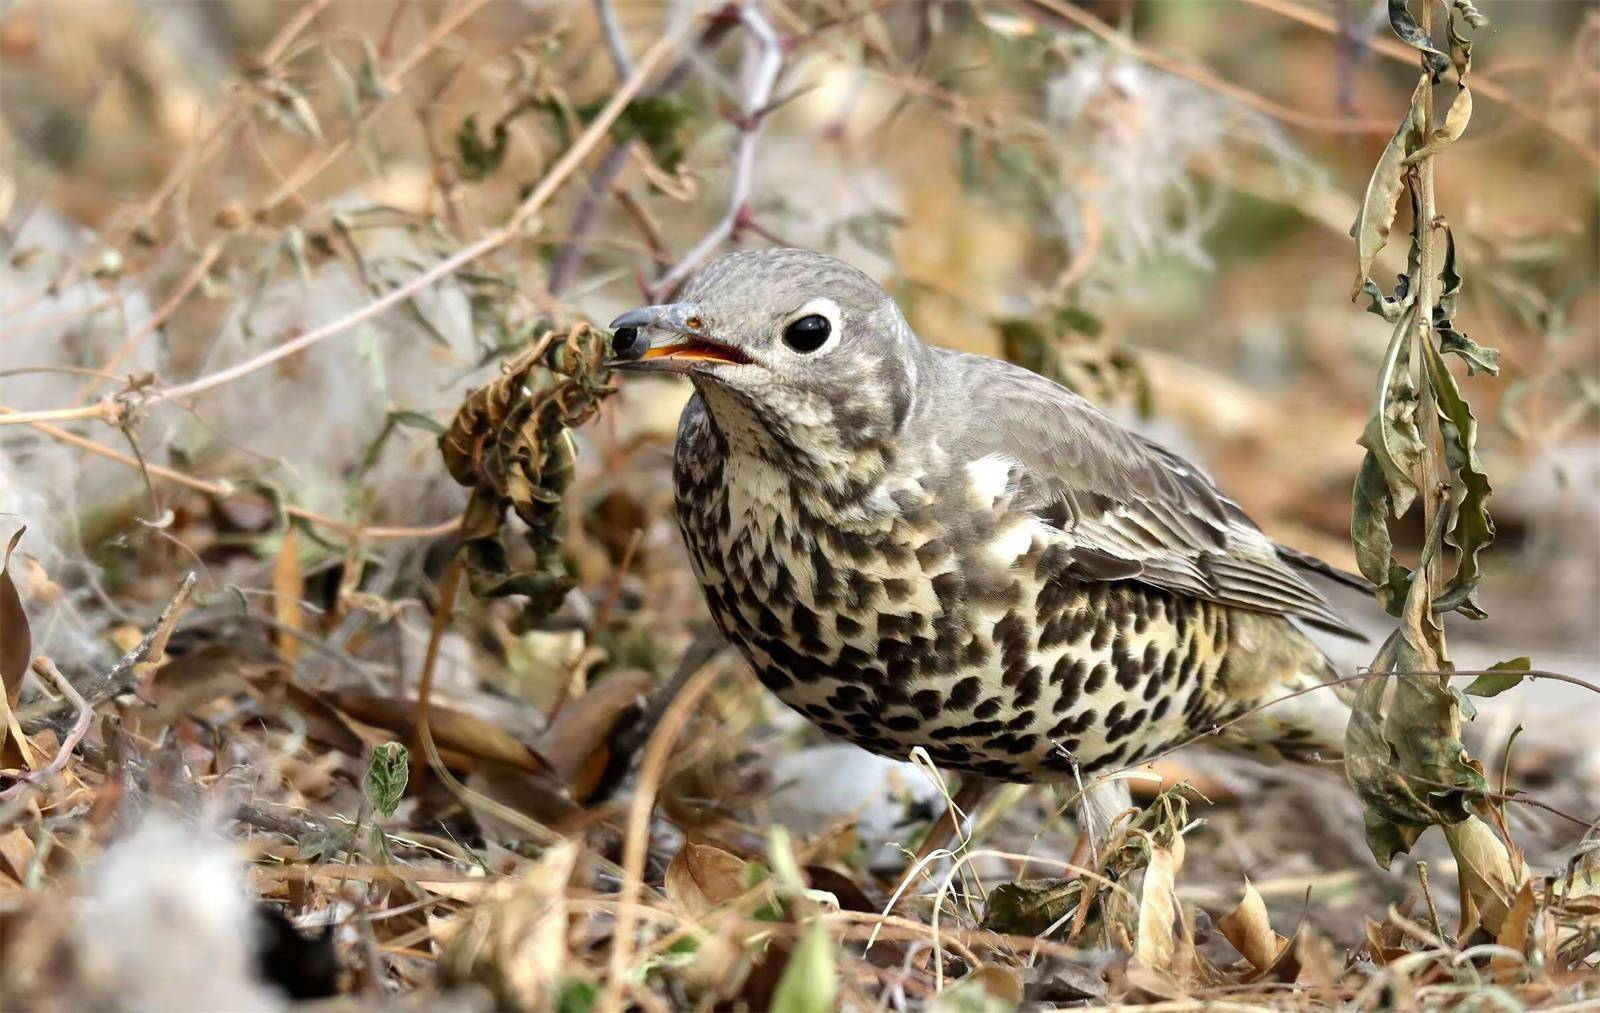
[608,248,1363,855]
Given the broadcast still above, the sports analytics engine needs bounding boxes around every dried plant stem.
[75,239,225,404]
[602,658,723,1013]
[1412,0,1447,608]
[258,0,495,212]
[1416,860,1446,943]
[0,658,93,800]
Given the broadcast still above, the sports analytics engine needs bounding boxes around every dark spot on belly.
[1114,642,1142,690]
[984,732,1038,755]
[916,537,949,567]
[885,714,921,732]
[911,689,942,718]
[973,699,1001,720]
[1005,709,1036,731]
[964,637,991,668]
[1084,661,1110,695]
[1014,667,1043,708]
[949,676,981,709]
[1090,621,1113,652]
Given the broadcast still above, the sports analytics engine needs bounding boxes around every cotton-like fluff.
[77,812,283,1011]
[1045,41,1317,286]
[0,209,161,669]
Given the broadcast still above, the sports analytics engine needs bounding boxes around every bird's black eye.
[782,314,832,353]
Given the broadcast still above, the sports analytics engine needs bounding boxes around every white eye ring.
[781,297,842,355]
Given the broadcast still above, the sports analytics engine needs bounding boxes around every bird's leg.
[910,775,992,865]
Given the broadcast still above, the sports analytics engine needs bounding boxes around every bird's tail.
[1208,618,1353,765]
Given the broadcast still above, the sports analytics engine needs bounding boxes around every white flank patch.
[965,453,1018,508]
[986,516,1040,568]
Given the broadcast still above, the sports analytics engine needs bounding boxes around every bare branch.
[651,2,785,300]
[594,0,635,80]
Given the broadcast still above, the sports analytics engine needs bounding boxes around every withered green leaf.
[1421,334,1495,618]
[1388,0,1451,80]
[1351,453,1412,616]
[1351,78,1426,295]
[1405,86,1473,164]
[455,113,511,181]
[982,878,1085,937]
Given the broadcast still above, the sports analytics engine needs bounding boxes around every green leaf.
[363,741,410,818]
[771,920,836,1013]
[603,93,698,171]
[1351,79,1426,295]
[1463,657,1530,699]
[555,979,598,1013]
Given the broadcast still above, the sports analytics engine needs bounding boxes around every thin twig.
[651,3,785,300]
[153,29,684,406]
[0,405,459,541]
[1239,0,1600,167]
[1031,0,1392,135]
[18,573,196,732]
[548,141,636,297]
[601,656,724,1013]
[0,658,94,800]
[594,0,636,79]
[1417,860,1447,944]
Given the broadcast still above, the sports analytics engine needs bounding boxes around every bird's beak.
[607,303,751,373]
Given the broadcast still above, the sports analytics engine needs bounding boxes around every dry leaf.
[1133,833,1185,973]
[271,526,304,662]
[1218,879,1283,971]
[664,841,749,919]
[439,839,579,1009]
[1492,880,1536,983]
[532,668,651,797]
[329,691,546,772]
[0,528,32,769]
[1443,816,1521,934]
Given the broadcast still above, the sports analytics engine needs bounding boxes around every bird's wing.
[945,353,1363,638]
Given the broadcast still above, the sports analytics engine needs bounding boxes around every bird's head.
[609,249,925,461]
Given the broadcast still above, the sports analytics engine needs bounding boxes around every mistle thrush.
[609,248,1360,793]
